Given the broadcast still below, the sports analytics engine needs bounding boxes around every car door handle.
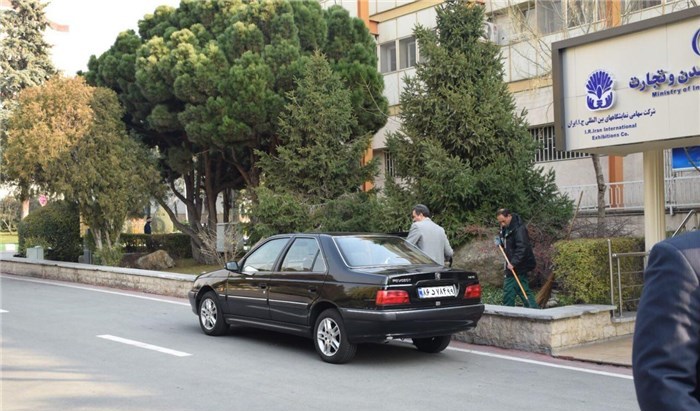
[308,286,317,293]
[259,284,267,290]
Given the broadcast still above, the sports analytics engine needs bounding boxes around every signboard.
[672,146,700,171]
[553,8,700,154]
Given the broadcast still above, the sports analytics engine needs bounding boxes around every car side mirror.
[225,261,240,272]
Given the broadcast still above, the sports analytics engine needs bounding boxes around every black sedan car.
[188,233,484,363]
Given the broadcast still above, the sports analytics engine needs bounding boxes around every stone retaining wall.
[0,257,193,298]
[455,304,635,354]
[1,257,635,354]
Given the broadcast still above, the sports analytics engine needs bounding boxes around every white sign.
[555,11,700,154]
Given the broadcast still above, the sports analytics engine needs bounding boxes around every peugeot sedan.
[188,233,484,363]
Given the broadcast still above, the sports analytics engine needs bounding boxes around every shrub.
[18,201,81,262]
[120,233,192,258]
[553,237,644,304]
[94,245,124,267]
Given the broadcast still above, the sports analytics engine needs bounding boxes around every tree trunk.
[591,154,606,237]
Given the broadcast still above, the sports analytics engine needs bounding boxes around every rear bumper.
[339,304,484,343]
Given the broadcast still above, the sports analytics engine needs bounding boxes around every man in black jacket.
[496,208,539,308]
[632,230,700,410]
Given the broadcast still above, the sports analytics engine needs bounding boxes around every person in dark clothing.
[496,208,539,308]
[632,230,700,411]
[144,217,152,235]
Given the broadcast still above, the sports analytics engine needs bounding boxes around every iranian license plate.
[418,285,456,299]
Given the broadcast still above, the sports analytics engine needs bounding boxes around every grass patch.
[0,233,18,244]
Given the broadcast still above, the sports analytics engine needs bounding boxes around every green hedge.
[18,201,81,262]
[120,233,192,258]
[553,237,644,304]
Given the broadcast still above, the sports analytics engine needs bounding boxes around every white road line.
[0,309,8,313]
[448,346,633,380]
[0,275,190,306]
[97,335,192,357]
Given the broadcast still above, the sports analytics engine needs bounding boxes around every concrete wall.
[1,257,193,298]
[455,304,634,354]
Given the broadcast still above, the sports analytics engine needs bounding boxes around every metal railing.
[560,175,700,212]
[672,209,698,237]
[608,239,648,317]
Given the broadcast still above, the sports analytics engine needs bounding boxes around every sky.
[43,0,180,75]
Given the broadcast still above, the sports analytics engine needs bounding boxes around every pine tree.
[0,0,56,104]
[0,0,56,217]
[251,52,379,239]
[384,0,571,243]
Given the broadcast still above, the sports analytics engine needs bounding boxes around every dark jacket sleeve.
[632,240,700,411]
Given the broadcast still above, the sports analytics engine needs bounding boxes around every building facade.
[321,0,700,227]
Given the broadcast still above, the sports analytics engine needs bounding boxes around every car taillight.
[464,284,481,299]
[375,290,409,306]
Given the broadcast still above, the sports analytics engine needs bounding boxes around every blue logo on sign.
[693,28,700,56]
[586,70,615,111]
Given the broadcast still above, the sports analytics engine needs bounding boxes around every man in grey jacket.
[633,230,700,410]
[406,204,453,266]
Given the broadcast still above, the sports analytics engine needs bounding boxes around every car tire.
[198,291,228,336]
[413,335,452,353]
[314,309,357,364]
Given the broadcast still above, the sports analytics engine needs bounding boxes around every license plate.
[418,285,456,299]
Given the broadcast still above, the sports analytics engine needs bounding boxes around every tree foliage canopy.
[250,52,378,240]
[0,0,56,104]
[383,0,572,244]
[2,77,160,249]
[257,52,375,200]
[85,0,387,254]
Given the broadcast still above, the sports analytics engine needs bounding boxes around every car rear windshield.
[333,235,435,268]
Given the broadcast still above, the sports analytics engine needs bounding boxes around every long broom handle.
[497,244,531,307]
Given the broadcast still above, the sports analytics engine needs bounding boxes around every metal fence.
[560,174,700,212]
[608,239,648,317]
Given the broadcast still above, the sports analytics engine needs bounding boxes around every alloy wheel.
[316,317,341,357]
[200,298,217,331]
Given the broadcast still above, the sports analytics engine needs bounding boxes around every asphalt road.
[0,274,639,411]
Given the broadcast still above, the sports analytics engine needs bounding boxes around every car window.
[281,238,326,273]
[242,238,289,274]
[334,236,434,267]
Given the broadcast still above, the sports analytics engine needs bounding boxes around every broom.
[536,191,583,307]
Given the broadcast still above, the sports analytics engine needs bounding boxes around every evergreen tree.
[85,0,387,259]
[384,0,572,244]
[0,0,56,216]
[251,53,378,239]
[0,0,56,105]
[257,52,374,201]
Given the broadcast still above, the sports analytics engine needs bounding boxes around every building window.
[567,0,601,28]
[380,42,397,73]
[384,151,396,178]
[536,0,564,35]
[531,125,590,162]
[623,0,661,13]
[399,36,416,70]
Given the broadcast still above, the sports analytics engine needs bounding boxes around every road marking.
[0,309,7,313]
[97,335,192,357]
[0,275,190,306]
[448,346,633,380]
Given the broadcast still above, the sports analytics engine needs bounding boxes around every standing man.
[406,204,453,266]
[144,217,152,235]
[496,208,539,308]
[632,230,700,411]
